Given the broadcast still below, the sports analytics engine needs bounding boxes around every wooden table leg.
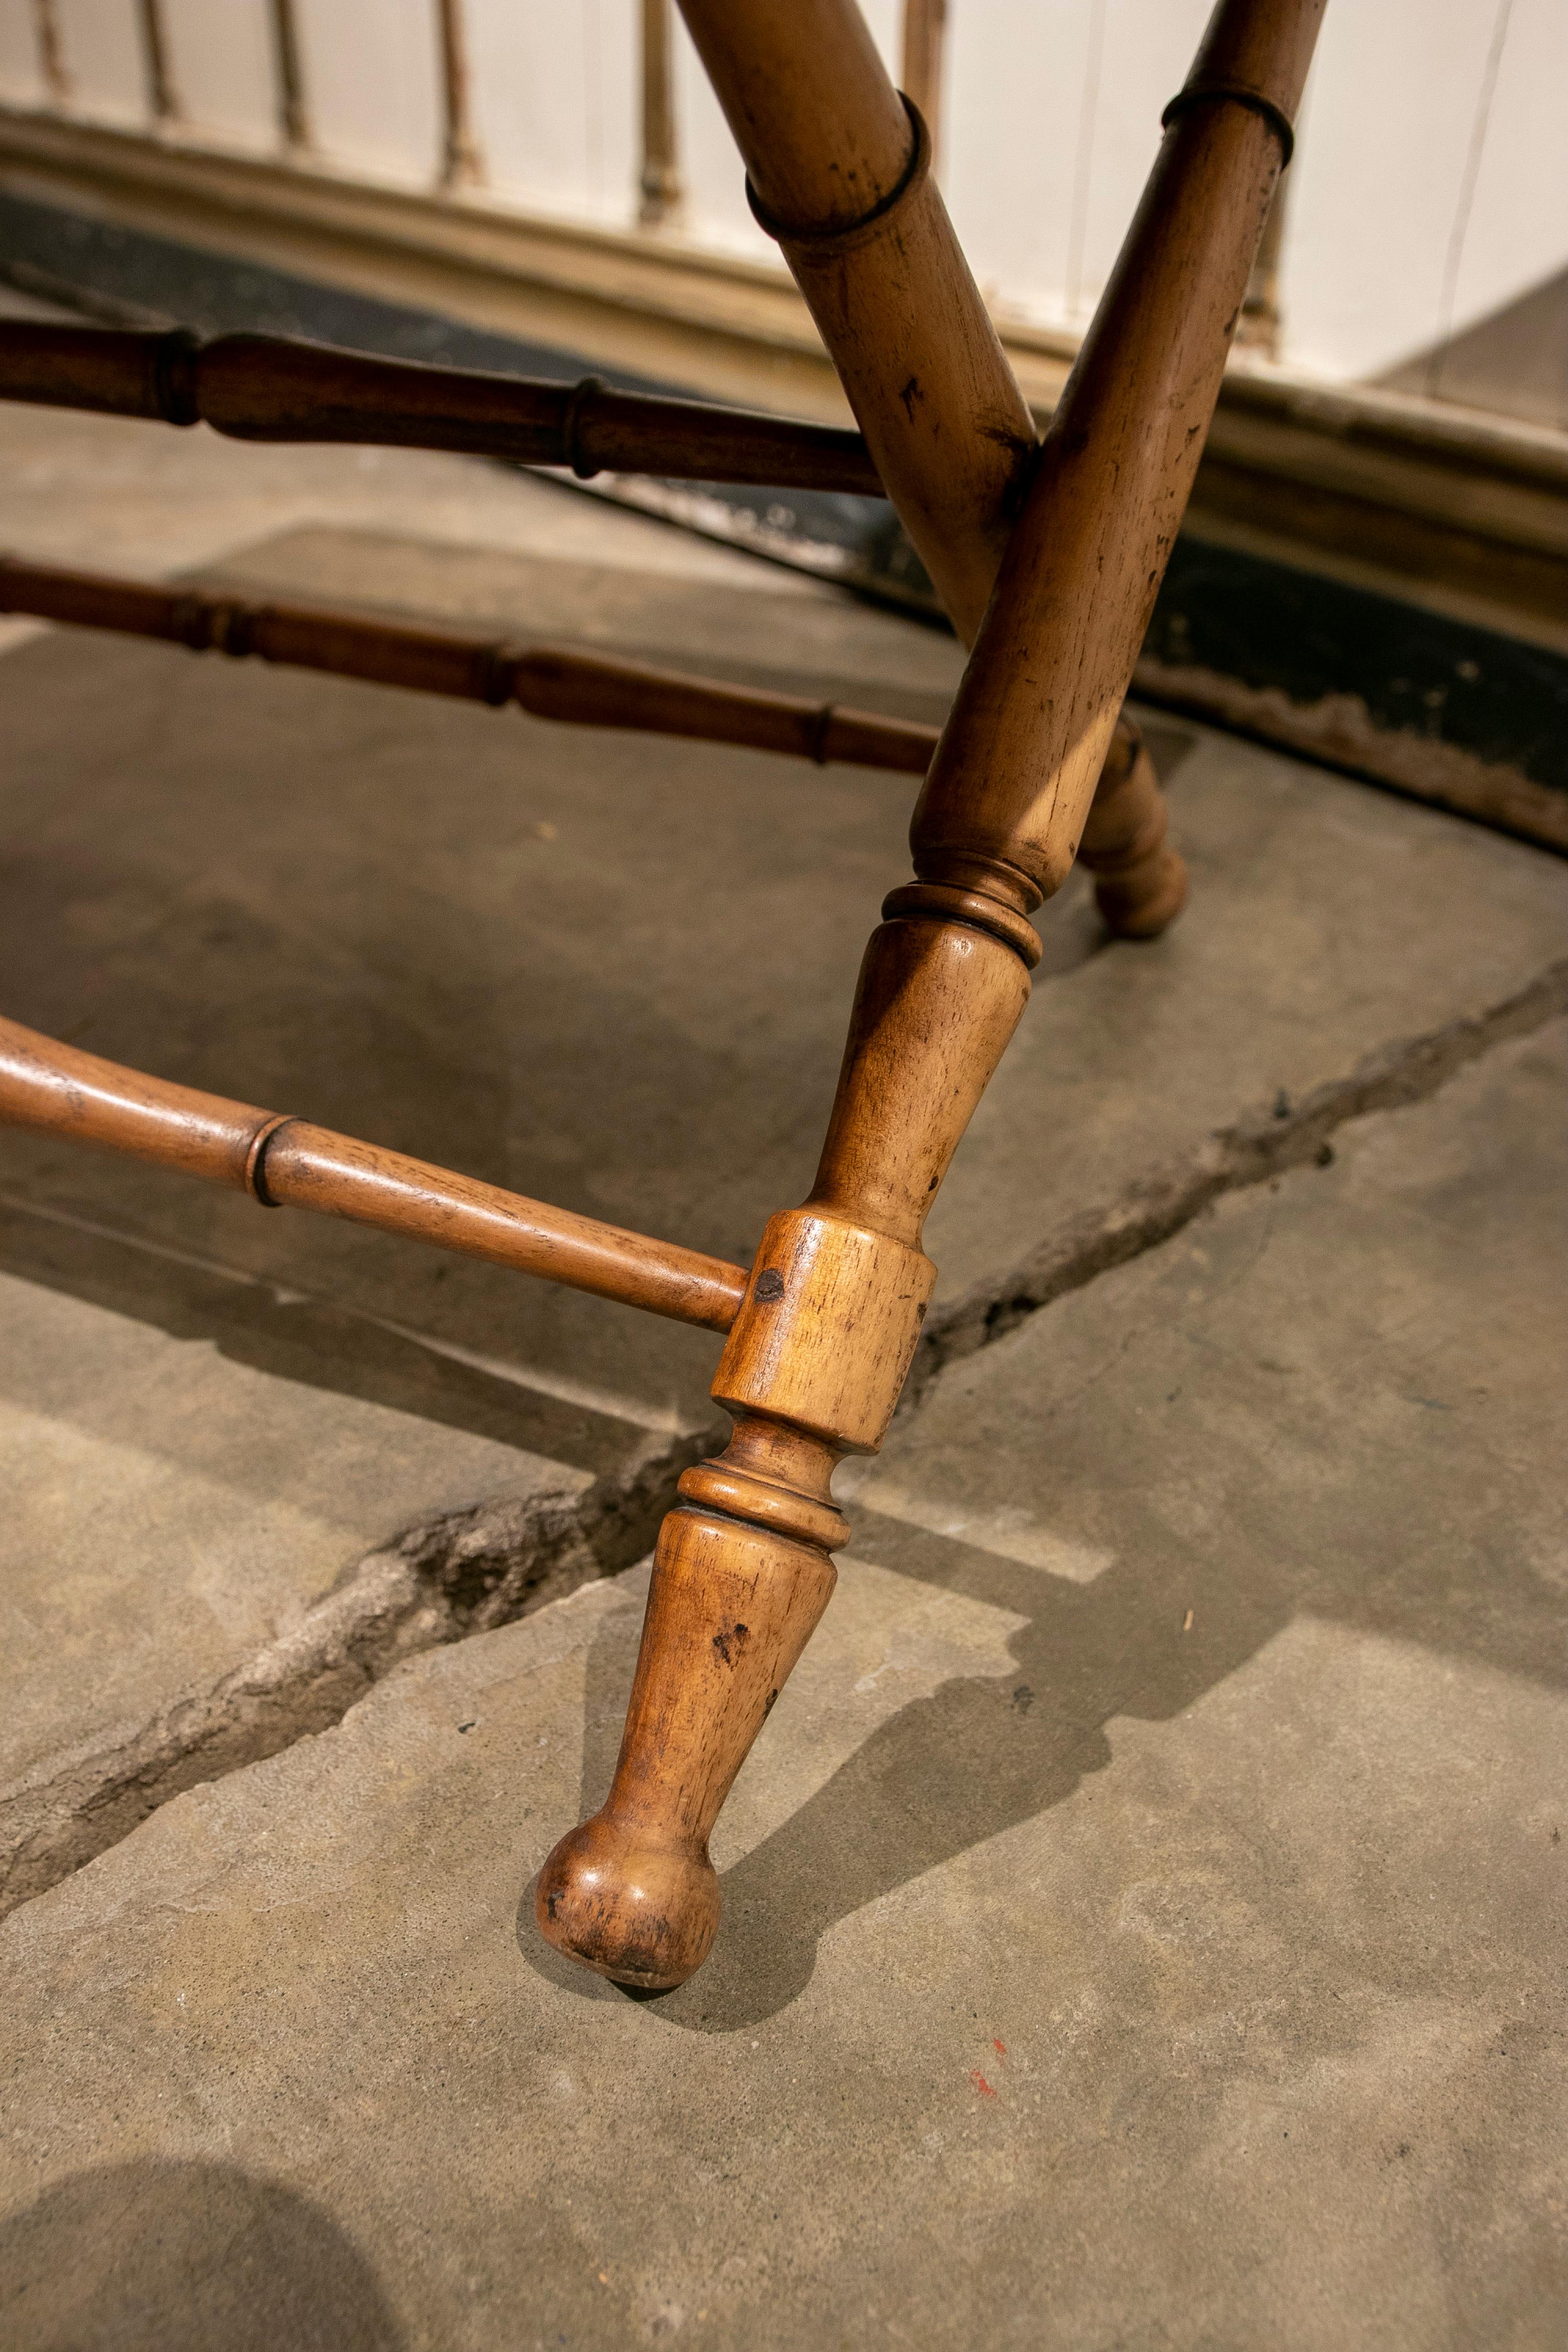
[538,0,1326,1992]
[537,893,1036,1988]
[678,0,1187,942]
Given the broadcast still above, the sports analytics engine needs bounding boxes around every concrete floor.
[2,289,1565,2349]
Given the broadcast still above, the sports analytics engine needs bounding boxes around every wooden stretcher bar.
[0,1014,749,1334]
[1,553,1176,929]
[0,552,938,776]
[0,321,883,495]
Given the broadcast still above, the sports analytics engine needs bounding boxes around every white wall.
[160,0,276,153]
[1,0,1563,411]
[1285,0,1568,380]
[49,0,145,124]
[943,0,1212,328]
[470,0,637,227]
[296,0,442,184]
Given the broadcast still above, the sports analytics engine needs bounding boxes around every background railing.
[1,0,1564,431]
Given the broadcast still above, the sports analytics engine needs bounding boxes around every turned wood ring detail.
[745,94,931,252]
[561,374,605,479]
[881,881,1043,970]
[244,1113,296,1205]
[1160,83,1295,166]
[477,639,526,706]
[153,326,202,426]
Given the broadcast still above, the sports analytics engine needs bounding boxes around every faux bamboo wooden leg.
[539,0,1325,1991]
[676,0,1184,935]
[538,894,1035,1987]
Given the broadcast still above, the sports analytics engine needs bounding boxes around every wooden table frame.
[0,0,1324,1990]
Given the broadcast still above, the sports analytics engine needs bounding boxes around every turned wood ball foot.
[537,1814,720,1989]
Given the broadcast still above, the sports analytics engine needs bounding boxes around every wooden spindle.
[0,322,881,495]
[900,0,948,172]
[1076,718,1189,939]
[639,0,683,228]
[1,555,1175,906]
[267,0,311,151]
[678,0,1026,645]
[0,553,938,776]
[135,0,180,126]
[435,0,483,188]
[32,0,70,106]
[0,1016,747,1332]
[539,0,1327,1991]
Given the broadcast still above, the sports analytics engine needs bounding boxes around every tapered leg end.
[1094,844,1190,939]
[536,1813,721,1990]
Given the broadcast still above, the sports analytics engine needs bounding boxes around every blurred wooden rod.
[0,321,883,495]
[435,0,483,187]
[0,1015,750,1333]
[0,553,938,775]
[266,0,311,148]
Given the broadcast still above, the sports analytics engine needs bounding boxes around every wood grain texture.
[0,1015,747,1331]
[676,0,910,239]
[0,322,882,494]
[0,554,936,775]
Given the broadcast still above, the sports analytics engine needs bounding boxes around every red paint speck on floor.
[993,2039,1007,2056]
[969,2070,997,2099]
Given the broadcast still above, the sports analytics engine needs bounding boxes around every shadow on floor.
[516,1398,1568,2030]
[0,2159,405,2351]
[0,1189,641,1476]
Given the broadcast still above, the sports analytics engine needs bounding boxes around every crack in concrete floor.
[5,947,1563,1921]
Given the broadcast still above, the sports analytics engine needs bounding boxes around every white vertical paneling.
[295,0,441,185]
[161,0,277,151]
[53,0,145,123]
[1429,0,1568,349]
[859,0,900,85]
[1073,0,1210,308]
[466,0,638,227]
[944,0,1207,330]
[1277,0,1564,381]
[943,0,1094,324]
[0,1,44,100]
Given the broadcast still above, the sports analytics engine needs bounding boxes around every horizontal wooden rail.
[0,321,884,494]
[0,1014,750,1332]
[0,554,939,774]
